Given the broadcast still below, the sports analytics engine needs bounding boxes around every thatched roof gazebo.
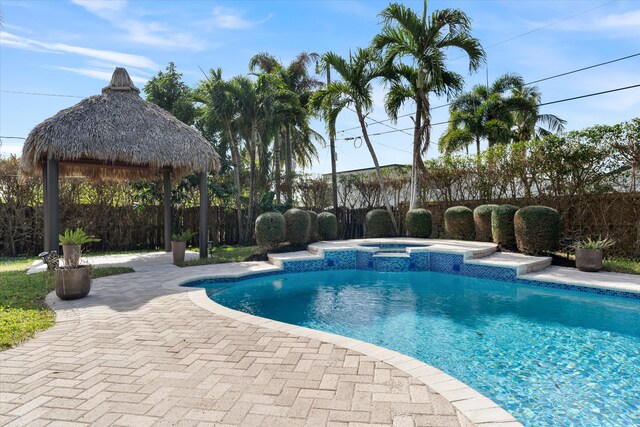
[21,67,220,258]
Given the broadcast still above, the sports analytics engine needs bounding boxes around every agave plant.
[58,228,100,245]
[573,236,615,250]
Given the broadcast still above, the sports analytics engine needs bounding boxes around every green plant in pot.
[54,260,93,301]
[171,229,196,264]
[58,228,100,267]
[573,236,615,272]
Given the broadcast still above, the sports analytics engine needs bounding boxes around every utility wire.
[336,51,640,134]
[345,106,412,136]
[525,52,640,85]
[0,136,26,139]
[338,83,640,140]
[1,90,85,98]
[476,1,615,51]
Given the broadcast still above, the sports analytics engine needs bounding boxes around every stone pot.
[62,244,81,267]
[55,266,91,300]
[575,248,603,272]
[172,241,186,264]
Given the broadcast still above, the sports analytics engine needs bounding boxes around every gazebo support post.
[199,171,208,258]
[43,162,49,251]
[46,157,59,252]
[163,169,172,252]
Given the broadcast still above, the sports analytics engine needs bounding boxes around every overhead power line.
[0,136,26,139]
[345,106,412,136]
[1,90,85,98]
[478,0,615,51]
[335,51,640,134]
[338,83,640,140]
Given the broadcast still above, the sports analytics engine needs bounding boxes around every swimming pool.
[193,269,640,427]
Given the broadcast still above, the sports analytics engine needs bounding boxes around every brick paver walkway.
[1,264,477,427]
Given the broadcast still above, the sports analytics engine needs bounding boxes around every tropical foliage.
[374,0,484,208]
[439,73,565,154]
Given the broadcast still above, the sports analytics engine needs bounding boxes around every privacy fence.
[2,146,639,258]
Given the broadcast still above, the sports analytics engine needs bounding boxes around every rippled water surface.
[197,270,640,427]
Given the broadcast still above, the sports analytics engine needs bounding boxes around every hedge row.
[255,210,338,250]
[358,204,561,255]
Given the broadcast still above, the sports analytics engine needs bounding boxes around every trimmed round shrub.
[284,209,310,246]
[318,212,338,241]
[306,210,319,243]
[514,206,561,255]
[366,209,394,238]
[405,209,432,238]
[255,211,285,249]
[444,206,475,241]
[474,204,499,242]
[491,205,519,249]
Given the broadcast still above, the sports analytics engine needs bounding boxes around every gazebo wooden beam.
[45,157,59,252]
[163,169,172,252]
[57,159,156,172]
[199,172,208,259]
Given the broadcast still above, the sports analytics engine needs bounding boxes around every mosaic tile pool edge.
[187,249,639,300]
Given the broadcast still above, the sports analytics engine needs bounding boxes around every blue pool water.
[195,270,640,427]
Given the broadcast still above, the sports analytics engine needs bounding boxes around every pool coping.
[164,266,523,427]
[269,239,640,297]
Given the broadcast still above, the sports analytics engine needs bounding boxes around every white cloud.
[71,0,205,50]
[0,31,159,69]
[53,66,147,84]
[211,6,273,30]
[71,0,127,14]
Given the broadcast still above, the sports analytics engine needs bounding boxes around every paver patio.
[0,263,494,427]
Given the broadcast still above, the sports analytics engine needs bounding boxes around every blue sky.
[1,0,639,175]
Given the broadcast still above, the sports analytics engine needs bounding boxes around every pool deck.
[3,238,638,426]
[0,261,519,427]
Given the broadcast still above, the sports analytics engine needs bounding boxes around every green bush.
[366,209,394,238]
[514,206,561,255]
[491,205,519,249]
[474,204,499,242]
[306,210,319,243]
[318,212,338,240]
[405,209,432,238]
[444,206,475,240]
[284,209,311,246]
[255,212,285,249]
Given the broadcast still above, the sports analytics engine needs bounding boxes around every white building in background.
[322,164,411,209]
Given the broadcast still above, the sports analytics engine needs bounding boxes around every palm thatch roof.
[21,67,220,181]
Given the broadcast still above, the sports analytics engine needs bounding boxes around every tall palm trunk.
[226,125,244,243]
[410,95,422,210]
[285,125,293,203]
[356,107,399,235]
[274,130,282,204]
[244,127,257,244]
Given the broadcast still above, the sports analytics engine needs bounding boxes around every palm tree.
[511,84,565,142]
[374,0,485,209]
[194,69,245,242]
[439,73,528,155]
[310,48,399,235]
[382,63,464,209]
[249,52,323,204]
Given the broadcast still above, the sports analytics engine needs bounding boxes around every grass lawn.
[177,245,260,267]
[0,257,133,350]
[603,257,640,275]
[552,252,639,275]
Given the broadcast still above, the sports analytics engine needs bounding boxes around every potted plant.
[171,229,196,264]
[573,236,615,272]
[55,260,93,300]
[59,228,100,267]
